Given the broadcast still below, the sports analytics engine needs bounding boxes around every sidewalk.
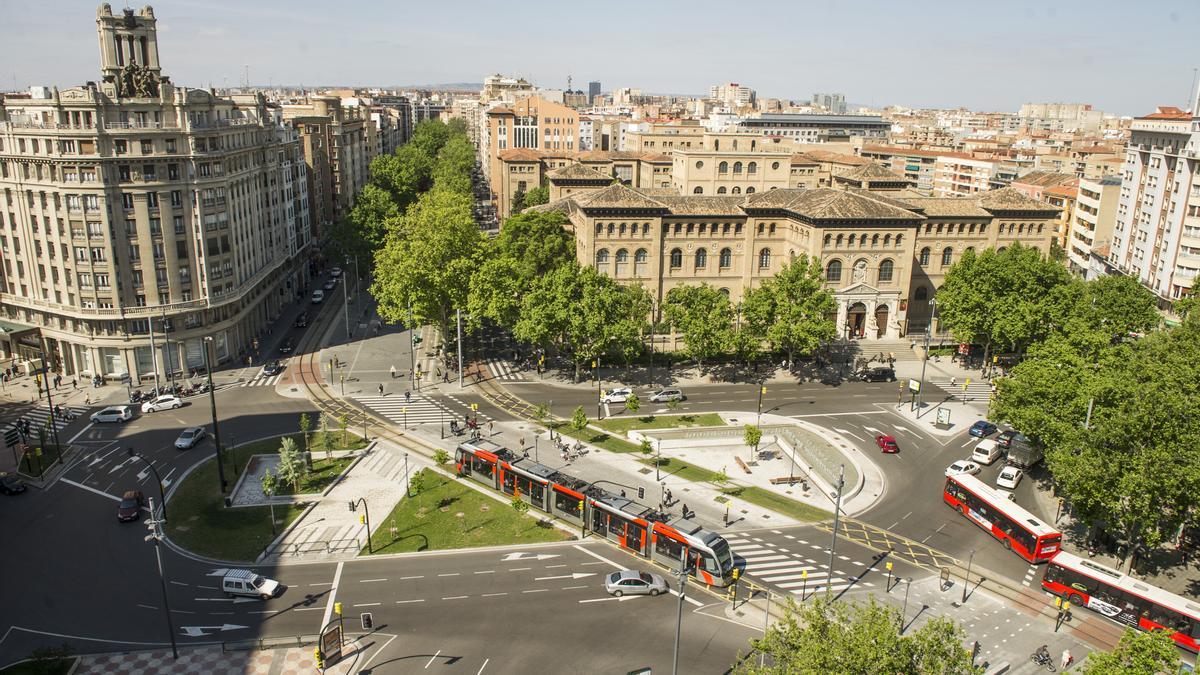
[69,639,367,674]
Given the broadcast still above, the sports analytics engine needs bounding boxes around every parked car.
[90,405,134,423]
[293,312,308,328]
[600,387,633,404]
[141,395,182,413]
[0,472,26,495]
[260,361,284,377]
[945,460,981,477]
[278,338,295,355]
[968,420,998,438]
[330,267,342,278]
[996,430,1024,448]
[221,569,283,600]
[875,434,899,453]
[323,279,337,291]
[649,388,685,403]
[971,439,1002,465]
[174,426,206,450]
[604,570,669,597]
[996,465,1024,490]
[311,290,325,304]
[117,490,144,522]
[857,366,896,383]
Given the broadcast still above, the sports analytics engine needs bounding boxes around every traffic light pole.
[349,497,372,553]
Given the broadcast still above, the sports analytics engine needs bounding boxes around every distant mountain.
[397,82,482,91]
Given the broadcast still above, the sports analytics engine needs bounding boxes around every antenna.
[1190,67,1199,114]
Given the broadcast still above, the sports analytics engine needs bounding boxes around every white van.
[971,439,1002,465]
[222,569,282,600]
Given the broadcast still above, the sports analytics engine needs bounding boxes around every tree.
[338,413,349,448]
[510,496,530,516]
[624,393,641,416]
[409,469,426,496]
[432,135,476,196]
[511,188,527,213]
[1079,628,1179,674]
[742,255,837,365]
[711,468,730,487]
[523,186,550,208]
[570,405,588,432]
[275,437,306,493]
[372,188,484,340]
[298,413,313,470]
[260,470,278,535]
[664,283,734,369]
[736,597,977,674]
[639,438,653,457]
[433,449,451,466]
[467,211,576,332]
[744,424,763,463]
[315,415,332,461]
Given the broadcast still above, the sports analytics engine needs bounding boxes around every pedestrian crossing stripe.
[240,373,282,388]
[354,394,456,424]
[1,405,87,437]
[485,358,525,382]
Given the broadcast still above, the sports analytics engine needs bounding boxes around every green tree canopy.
[742,254,837,363]
[467,211,575,331]
[1079,628,1180,674]
[664,283,734,369]
[432,135,476,196]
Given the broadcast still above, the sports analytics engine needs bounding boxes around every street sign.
[907,379,921,393]
[321,623,343,661]
[936,408,951,426]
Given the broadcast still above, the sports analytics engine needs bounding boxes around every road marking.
[401,575,424,580]
[507,567,530,572]
[321,561,344,632]
[178,623,246,637]
[58,478,120,502]
[425,650,442,669]
[136,604,157,610]
[437,573,460,577]
[572,545,701,607]
[562,585,589,590]
[359,578,387,583]
[545,564,566,569]
[294,607,323,611]
[169,581,188,587]
[473,570,495,575]
[481,593,508,598]
[501,551,560,562]
[169,609,196,615]
[309,582,333,586]
[522,589,548,594]
[194,598,257,604]
[795,410,887,417]
[353,602,380,607]
[478,658,489,675]
[442,596,468,600]
[197,585,218,591]
[534,572,595,581]
[247,611,276,615]
[396,599,425,604]
[67,422,97,444]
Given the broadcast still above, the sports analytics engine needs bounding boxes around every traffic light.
[314,647,324,669]
[359,514,366,525]
[578,500,584,512]
[334,601,343,615]
[637,486,645,499]
[361,612,374,630]
[732,568,740,581]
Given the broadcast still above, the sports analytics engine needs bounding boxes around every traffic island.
[363,469,569,554]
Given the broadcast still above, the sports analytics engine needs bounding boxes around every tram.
[454,438,736,587]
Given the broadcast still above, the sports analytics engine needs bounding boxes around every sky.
[1,0,1197,116]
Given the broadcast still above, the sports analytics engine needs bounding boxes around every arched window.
[919,247,930,265]
[634,248,648,275]
[746,186,756,194]
[733,161,743,174]
[914,286,928,301]
[878,259,894,282]
[747,161,757,174]
[731,186,741,194]
[941,247,953,266]
[669,248,682,269]
[596,249,610,267]
[695,248,708,269]
[719,287,731,296]
[859,233,868,246]
[717,186,727,194]
[824,233,832,246]
[965,246,975,255]
[595,223,602,234]
[836,234,844,247]
[884,233,892,247]
[872,234,879,247]
[719,248,732,268]
[1018,223,1025,234]
[826,260,842,282]
[758,248,771,269]
[693,186,703,194]
[1037,223,1044,233]
[615,249,628,276]
[895,234,904,247]
[718,161,729,174]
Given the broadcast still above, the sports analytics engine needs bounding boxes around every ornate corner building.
[0,5,311,380]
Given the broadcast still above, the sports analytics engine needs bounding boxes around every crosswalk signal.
[963,378,970,390]
[359,514,366,525]
[314,647,324,668]
[470,403,478,412]
[578,500,584,512]
[361,612,374,630]
[732,568,740,581]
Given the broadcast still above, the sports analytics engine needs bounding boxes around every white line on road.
[168,609,196,614]
[437,573,460,577]
[247,610,277,615]
[359,578,387,583]
[545,564,566,568]
[507,567,530,571]
[425,650,442,669]
[136,604,157,610]
[67,422,96,444]
[169,581,188,587]
[473,570,495,575]
[294,607,323,612]
[58,478,120,502]
[309,582,333,587]
[522,589,548,594]
[478,658,489,675]
[442,596,468,600]
[321,561,344,632]
[197,585,218,591]
[401,575,424,580]
[353,602,380,607]
[481,593,508,597]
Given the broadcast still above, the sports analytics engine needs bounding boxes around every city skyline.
[1,0,1197,115]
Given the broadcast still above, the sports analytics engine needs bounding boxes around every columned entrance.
[846,303,867,339]
[833,282,904,340]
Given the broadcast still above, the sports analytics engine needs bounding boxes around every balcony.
[103,121,180,131]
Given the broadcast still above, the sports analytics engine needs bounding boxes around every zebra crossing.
[725,531,875,596]
[353,394,456,427]
[485,357,525,382]
[240,372,283,388]
[1,405,87,440]
[932,378,993,400]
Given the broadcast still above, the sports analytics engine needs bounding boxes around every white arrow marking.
[534,572,595,581]
[108,457,136,474]
[892,425,913,434]
[88,449,116,466]
[136,467,150,482]
[863,426,881,435]
[206,568,230,577]
[179,623,247,637]
[501,552,560,562]
[579,595,642,604]
[194,597,258,604]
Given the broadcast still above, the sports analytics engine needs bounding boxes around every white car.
[174,426,206,449]
[142,395,182,413]
[649,388,685,403]
[311,290,325,304]
[971,439,1002,465]
[996,466,1024,490]
[600,387,633,404]
[945,460,981,477]
[330,267,342,278]
[90,405,133,423]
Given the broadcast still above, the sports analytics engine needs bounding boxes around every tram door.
[623,522,645,554]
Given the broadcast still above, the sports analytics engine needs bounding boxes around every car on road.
[117,490,144,522]
[649,388,686,403]
[971,439,1002,465]
[141,395,182,413]
[330,267,342,278]
[0,472,26,495]
[311,290,325,304]
[174,426,206,450]
[600,387,633,404]
[278,338,295,355]
[90,405,134,423]
[260,361,284,377]
[293,312,308,328]
[996,429,1029,449]
[222,569,282,600]
[968,420,998,438]
[945,460,981,477]
[604,570,669,597]
[857,366,896,382]
[323,279,337,291]
[996,465,1024,490]
[875,434,899,453]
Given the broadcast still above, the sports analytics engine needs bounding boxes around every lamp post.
[655,438,662,482]
[671,554,688,675]
[826,464,845,597]
[202,337,228,492]
[900,577,913,634]
[756,384,766,426]
[144,497,179,660]
[593,359,602,420]
[962,548,976,603]
[348,497,372,554]
[916,298,937,413]
[37,352,62,460]
[128,447,167,521]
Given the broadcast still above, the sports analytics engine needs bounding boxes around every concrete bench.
[769,476,807,486]
[734,456,752,474]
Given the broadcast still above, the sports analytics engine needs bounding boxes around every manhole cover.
[637,468,652,475]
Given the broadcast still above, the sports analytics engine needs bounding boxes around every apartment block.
[1069,175,1121,276]
[933,154,999,196]
[737,113,889,144]
[281,96,374,238]
[484,96,579,214]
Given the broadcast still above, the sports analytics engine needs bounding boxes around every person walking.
[378,383,384,396]
[1060,649,1073,670]
[405,391,412,404]
[488,421,494,436]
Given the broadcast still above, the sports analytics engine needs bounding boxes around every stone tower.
[95,4,163,97]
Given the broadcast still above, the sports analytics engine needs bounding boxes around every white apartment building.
[1069,175,1121,276]
[1109,105,1200,304]
[709,83,755,109]
[933,155,997,196]
[0,5,310,379]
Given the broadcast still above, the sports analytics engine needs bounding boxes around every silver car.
[604,570,669,597]
[649,388,685,403]
[174,426,206,449]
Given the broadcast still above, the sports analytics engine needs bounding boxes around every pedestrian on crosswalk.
[488,421,494,436]
[378,383,384,396]
[405,391,411,404]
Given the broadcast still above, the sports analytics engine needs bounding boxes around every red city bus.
[1044,551,1200,653]
[942,474,1061,563]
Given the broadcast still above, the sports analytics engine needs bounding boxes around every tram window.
[554,491,579,514]
[459,454,472,475]
[655,535,683,560]
[1189,618,1200,638]
[471,456,493,476]
[501,472,515,494]
[698,553,718,572]
[592,510,609,534]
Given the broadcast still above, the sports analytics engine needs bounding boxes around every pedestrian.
[443,371,450,384]
[389,365,396,379]
[621,490,627,498]
[682,503,690,518]
[666,488,673,504]
[405,391,411,404]
[1060,650,1073,670]
[71,378,77,390]
[488,421,494,436]
[378,383,384,396]
[950,376,957,388]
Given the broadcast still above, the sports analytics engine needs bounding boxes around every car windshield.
[180,430,195,438]
[250,576,265,588]
[119,498,138,509]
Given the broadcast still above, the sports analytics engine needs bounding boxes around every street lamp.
[144,497,179,660]
[826,464,845,598]
[899,577,913,634]
[202,337,228,493]
[593,359,602,420]
[961,549,976,603]
[127,447,168,521]
[36,352,62,461]
[916,298,938,413]
[671,554,688,675]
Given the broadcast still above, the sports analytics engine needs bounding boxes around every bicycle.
[1030,650,1056,672]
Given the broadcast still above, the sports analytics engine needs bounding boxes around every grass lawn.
[365,469,568,554]
[720,485,830,522]
[594,412,726,435]
[277,455,355,495]
[550,422,643,454]
[165,433,364,561]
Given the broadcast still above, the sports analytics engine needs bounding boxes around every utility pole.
[594,358,602,420]
[145,497,179,660]
[128,447,167,520]
[408,302,417,388]
[671,554,688,675]
[162,309,175,389]
[148,316,161,392]
[202,337,227,492]
[756,384,766,425]
[456,309,464,388]
[826,464,845,598]
[342,265,350,339]
[37,353,62,460]
[915,327,930,413]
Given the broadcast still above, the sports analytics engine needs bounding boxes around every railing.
[262,535,362,557]
[103,121,180,130]
[222,634,321,653]
[191,117,262,130]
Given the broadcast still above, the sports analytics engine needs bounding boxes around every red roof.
[1140,106,1191,120]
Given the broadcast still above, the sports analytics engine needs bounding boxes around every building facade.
[737,113,889,144]
[484,96,579,214]
[1068,175,1120,275]
[0,4,310,379]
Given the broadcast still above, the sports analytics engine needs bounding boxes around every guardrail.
[221,634,321,653]
[262,535,362,558]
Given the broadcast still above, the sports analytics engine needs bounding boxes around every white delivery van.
[971,439,1002,465]
[222,569,282,600]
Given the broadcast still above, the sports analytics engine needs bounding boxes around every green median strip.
[593,413,726,435]
[720,485,831,522]
[364,469,568,554]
